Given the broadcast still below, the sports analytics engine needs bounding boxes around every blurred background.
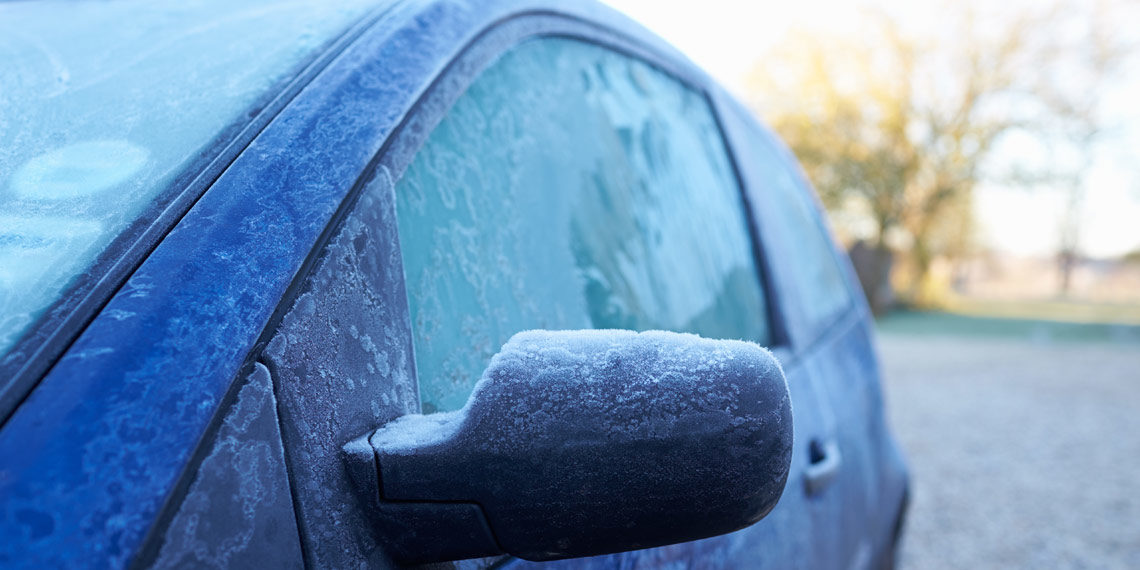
[605,0,1139,567]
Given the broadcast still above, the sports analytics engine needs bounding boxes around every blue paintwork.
[0,0,908,568]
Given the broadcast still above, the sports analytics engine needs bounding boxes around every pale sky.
[602,0,1140,258]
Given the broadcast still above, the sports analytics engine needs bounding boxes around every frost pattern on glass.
[0,0,376,356]
[395,39,770,413]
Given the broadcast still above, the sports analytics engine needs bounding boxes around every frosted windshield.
[0,0,377,357]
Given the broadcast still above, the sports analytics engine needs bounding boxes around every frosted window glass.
[395,39,770,413]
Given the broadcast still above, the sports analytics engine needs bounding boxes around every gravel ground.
[878,334,1140,570]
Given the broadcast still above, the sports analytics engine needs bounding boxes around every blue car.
[0,0,908,568]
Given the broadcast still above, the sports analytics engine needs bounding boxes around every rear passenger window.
[394,39,771,413]
[743,126,851,330]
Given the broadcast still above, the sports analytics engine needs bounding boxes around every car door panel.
[810,319,909,568]
[801,332,876,570]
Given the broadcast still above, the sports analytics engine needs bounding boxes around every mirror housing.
[345,330,793,563]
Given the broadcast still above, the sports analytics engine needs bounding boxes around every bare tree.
[748,1,1126,308]
[1034,2,1124,295]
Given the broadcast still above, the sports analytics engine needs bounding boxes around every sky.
[601,0,1140,259]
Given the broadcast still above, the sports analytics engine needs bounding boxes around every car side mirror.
[344,329,793,563]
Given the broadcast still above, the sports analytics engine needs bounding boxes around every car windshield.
[0,0,378,357]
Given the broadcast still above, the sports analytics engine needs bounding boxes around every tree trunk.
[907,237,934,307]
[1057,249,1076,297]
[848,240,895,316]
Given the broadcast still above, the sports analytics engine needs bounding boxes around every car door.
[717,93,910,570]
[391,36,809,570]
[254,14,836,569]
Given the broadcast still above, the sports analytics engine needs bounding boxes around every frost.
[373,329,786,456]
[0,0,377,358]
[0,216,104,333]
[264,168,419,567]
[11,140,149,199]
[369,329,792,562]
[151,363,302,569]
[463,330,783,450]
[393,39,771,415]
[370,410,464,454]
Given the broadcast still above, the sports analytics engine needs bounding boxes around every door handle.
[805,438,842,495]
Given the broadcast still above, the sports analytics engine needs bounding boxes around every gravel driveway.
[878,333,1140,569]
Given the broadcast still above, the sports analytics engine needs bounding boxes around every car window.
[766,137,852,330]
[0,0,376,359]
[731,116,852,332]
[394,38,771,413]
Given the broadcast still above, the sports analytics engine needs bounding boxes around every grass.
[876,308,1140,344]
[944,297,1140,325]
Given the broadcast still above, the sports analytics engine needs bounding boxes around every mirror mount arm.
[343,434,504,564]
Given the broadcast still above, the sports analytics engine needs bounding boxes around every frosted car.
[0,0,909,568]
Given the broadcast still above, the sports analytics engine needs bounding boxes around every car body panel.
[0,0,908,568]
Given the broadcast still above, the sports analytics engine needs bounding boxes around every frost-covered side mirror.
[344,330,793,564]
